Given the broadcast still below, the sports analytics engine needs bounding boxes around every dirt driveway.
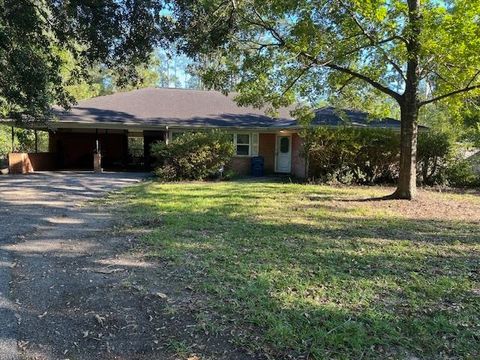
[0,172,151,360]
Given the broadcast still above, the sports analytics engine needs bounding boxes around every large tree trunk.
[392,103,419,199]
[391,0,421,200]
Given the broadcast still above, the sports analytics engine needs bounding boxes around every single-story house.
[5,87,408,177]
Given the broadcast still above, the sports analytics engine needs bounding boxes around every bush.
[445,159,480,187]
[151,130,235,181]
[303,127,400,184]
[303,127,461,186]
[417,131,454,185]
[0,125,11,160]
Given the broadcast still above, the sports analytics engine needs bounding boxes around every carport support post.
[94,129,102,173]
[11,126,14,152]
[34,129,38,153]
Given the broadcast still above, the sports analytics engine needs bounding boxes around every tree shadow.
[115,182,480,359]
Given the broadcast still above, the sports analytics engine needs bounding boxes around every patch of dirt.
[333,188,480,222]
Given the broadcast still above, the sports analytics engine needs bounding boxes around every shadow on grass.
[116,183,480,359]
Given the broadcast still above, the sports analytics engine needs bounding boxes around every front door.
[275,135,292,173]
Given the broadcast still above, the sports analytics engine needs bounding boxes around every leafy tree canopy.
[64,54,161,101]
[168,0,480,111]
[0,0,164,120]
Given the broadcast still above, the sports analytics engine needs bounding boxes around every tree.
[156,48,203,89]
[167,0,480,199]
[65,54,161,101]
[0,0,164,120]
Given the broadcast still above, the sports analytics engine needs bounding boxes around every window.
[236,134,250,156]
[231,133,259,157]
[280,137,290,153]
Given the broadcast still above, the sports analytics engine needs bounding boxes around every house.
[5,88,406,176]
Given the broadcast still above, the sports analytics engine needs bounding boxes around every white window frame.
[232,132,259,157]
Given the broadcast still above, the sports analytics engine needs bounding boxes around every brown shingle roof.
[53,87,295,129]
[51,87,413,130]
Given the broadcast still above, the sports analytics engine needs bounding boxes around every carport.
[5,123,166,174]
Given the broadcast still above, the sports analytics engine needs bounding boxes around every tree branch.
[467,69,480,87]
[281,60,317,96]
[336,76,355,94]
[325,63,402,102]
[338,0,406,80]
[239,5,403,103]
[420,84,480,107]
[250,7,285,46]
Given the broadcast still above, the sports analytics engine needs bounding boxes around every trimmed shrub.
[151,130,235,181]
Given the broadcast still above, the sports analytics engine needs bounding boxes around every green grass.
[113,180,480,359]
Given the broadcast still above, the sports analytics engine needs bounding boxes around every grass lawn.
[113,180,479,359]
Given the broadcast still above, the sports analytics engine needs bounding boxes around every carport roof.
[41,88,414,130]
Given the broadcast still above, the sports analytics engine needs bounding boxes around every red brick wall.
[28,153,56,171]
[8,153,56,174]
[291,133,307,178]
[8,153,32,174]
[259,133,275,174]
[229,157,250,175]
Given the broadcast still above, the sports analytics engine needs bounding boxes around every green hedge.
[302,127,478,187]
[151,130,235,181]
[303,127,400,184]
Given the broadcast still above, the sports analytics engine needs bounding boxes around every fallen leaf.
[155,292,168,299]
[38,311,47,319]
[95,314,106,326]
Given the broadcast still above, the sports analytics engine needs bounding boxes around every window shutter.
[251,133,259,156]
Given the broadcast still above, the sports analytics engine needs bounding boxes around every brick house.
[5,88,405,177]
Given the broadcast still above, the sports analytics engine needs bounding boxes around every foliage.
[65,55,162,101]
[0,125,48,158]
[304,127,400,184]
[302,127,473,187]
[169,0,480,109]
[417,131,454,185]
[0,0,164,120]
[460,103,480,147]
[113,181,480,359]
[151,131,235,180]
[167,0,480,198]
[445,159,480,188]
[0,125,10,159]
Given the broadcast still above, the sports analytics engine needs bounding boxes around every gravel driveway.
[0,171,257,360]
[0,172,147,360]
